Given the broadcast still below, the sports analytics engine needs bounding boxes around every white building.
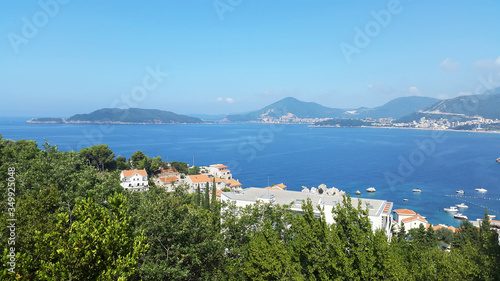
[185,174,227,192]
[120,169,149,191]
[221,188,394,238]
[393,209,429,232]
[207,164,233,179]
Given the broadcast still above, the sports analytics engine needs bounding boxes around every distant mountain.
[397,88,500,123]
[349,96,441,119]
[225,97,345,121]
[225,96,440,122]
[188,114,227,122]
[29,108,203,124]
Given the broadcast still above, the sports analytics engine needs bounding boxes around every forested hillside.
[1,135,499,280]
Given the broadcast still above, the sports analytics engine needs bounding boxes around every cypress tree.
[203,182,210,209]
[211,178,217,209]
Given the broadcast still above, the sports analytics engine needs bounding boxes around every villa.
[120,169,149,191]
[393,209,430,232]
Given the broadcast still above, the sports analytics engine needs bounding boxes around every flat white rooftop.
[221,187,388,217]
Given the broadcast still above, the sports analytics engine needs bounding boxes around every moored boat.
[456,203,468,208]
[456,190,464,194]
[366,187,376,192]
[454,213,468,220]
[412,188,421,193]
[475,188,487,193]
[444,206,458,212]
[355,190,361,195]
[496,158,500,164]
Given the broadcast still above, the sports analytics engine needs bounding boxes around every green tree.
[33,193,147,280]
[130,151,146,169]
[203,182,210,210]
[79,144,116,171]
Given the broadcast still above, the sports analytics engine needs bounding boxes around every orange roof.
[402,214,427,223]
[382,202,392,214]
[213,164,227,169]
[265,186,283,190]
[394,209,416,215]
[122,169,147,177]
[212,177,224,182]
[188,174,210,183]
[220,169,230,172]
[275,183,287,189]
[160,176,179,183]
[209,189,222,197]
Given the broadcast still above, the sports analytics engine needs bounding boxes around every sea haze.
[1,117,499,227]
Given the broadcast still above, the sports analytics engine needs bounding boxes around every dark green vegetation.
[26,118,65,123]
[1,136,500,280]
[314,118,373,127]
[30,108,203,124]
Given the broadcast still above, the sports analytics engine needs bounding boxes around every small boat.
[456,203,468,208]
[355,190,361,195]
[488,215,496,219]
[496,158,500,164]
[444,206,459,212]
[366,187,376,192]
[412,188,421,193]
[454,214,468,220]
[475,188,487,193]
[456,190,465,194]
[403,199,408,201]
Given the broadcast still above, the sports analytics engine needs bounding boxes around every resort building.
[185,174,226,192]
[221,188,394,238]
[120,169,149,191]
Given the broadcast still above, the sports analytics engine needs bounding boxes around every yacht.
[475,188,487,193]
[456,203,468,208]
[496,158,500,164]
[366,187,376,192]
[444,206,459,212]
[355,190,361,195]
[403,199,408,201]
[412,188,421,193]
[454,214,468,220]
[456,190,465,194]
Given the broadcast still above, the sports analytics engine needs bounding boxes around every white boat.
[366,187,376,192]
[454,214,468,220]
[403,199,408,201]
[456,190,465,194]
[412,188,421,193]
[456,203,468,208]
[488,215,496,219]
[444,206,459,212]
[496,158,500,164]
[355,190,361,195]
[475,188,487,193]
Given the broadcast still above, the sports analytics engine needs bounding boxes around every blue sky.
[1,0,500,117]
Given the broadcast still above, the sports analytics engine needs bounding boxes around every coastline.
[309,124,500,134]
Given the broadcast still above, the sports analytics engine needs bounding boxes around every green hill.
[225,97,346,121]
[66,108,203,124]
[397,88,500,122]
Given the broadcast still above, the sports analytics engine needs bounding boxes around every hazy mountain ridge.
[397,88,500,123]
[226,96,440,122]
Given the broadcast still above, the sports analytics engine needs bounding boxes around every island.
[27,108,204,124]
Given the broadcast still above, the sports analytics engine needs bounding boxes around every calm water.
[1,117,499,227]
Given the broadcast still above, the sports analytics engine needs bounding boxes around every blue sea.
[1,117,499,227]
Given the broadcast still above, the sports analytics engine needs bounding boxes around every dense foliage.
[314,118,373,127]
[1,135,499,280]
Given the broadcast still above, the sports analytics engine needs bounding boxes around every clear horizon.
[1,1,500,117]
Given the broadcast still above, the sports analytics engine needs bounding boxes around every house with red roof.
[120,169,149,191]
[393,209,429,233]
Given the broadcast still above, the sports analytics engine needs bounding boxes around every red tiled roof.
[209,189,222,197]
[402,214,427,223]
[265,186,283,190]
[275,183,287,189]
[188,174,210,183]
[122,169,147,177]
[213,164,227,169]
[394,209,416,215]
[160,176,179,183]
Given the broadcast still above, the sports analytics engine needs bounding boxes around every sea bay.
[1,117,499,227]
